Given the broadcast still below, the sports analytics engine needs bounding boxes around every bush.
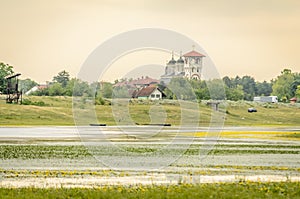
[22,99,47,106]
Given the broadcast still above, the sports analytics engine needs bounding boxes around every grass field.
[1,182,299,199]
[1,95,300,198]
[0,95,299,126]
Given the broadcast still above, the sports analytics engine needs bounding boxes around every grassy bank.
[0,95,299,126]
[1,182,299,199]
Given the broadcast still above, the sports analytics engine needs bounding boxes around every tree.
[233,76,241,88]
[206,79,226,100]
[255,81,272,96]
[240,76,256,101]
[19,78,38,94]
[272,69,294,101]
[68,78,92,97]
[222,76,233,88]
[296,85,300,102]
[192,80,210,100]
[291,73,300,97]
[225,85,244,101]
[52,70,70,87]
[168,78,195,100]
[48,82,64,96]
[0,62,14,93]
[101,82,113,98]
[112,86,130,98]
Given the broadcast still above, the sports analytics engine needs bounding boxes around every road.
[1,125,299,138]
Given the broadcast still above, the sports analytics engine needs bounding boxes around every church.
[160,47,205,84]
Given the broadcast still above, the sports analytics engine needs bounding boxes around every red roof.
[135,86,157,97]
[183,50,205,57]
[114,77,159,88]
[133,77,159,85]
[38,85,48,90]
[290,97,297,101]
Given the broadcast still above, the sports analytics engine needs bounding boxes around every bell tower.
[183,46,205,80]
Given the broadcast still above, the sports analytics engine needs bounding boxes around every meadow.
[1,95,300,198]
[1,182,300,199]
[0,95,299,126]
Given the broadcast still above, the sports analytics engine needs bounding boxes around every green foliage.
[0,182,299,199]
[206,79,226,100]
[19,78,38,93]
[296,85,300,100]
[22,99,47,106]
[291,73,300,97]
[168,78,196,100]
[0,62,14,93]
[70,78,93,97]
[0,145,90,159]
[112,86,130,98]
[225,85,244,101]
[272,69,296,101]
[240,76,256,100]
[52,70,70,87]
[48,82,65,96]
[30,78,93,97]
[101,82,113,98]
[95,94,105,105]
[256,81,272,96]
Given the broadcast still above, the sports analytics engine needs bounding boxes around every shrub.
[21,99,47,106]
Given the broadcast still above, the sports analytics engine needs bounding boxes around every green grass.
[1,144,300,160]
[0,145,91,159]
[280,133,300,139]
[0,96,300,126]
[0,182,299,199]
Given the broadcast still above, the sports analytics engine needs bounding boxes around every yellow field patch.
[186,131,300,140]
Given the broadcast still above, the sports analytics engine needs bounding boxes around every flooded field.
[0,126,300,188]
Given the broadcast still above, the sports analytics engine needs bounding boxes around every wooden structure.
[5,73,22,104]
[207,101,220,111]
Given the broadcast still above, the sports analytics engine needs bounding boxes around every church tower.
[183,46,205,80]
[160,47,205,84]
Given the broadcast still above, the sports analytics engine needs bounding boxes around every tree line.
[0,62,299,102]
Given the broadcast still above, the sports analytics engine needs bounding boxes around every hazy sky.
[1,0,300,83]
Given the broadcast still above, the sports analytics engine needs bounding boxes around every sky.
[0,0,300,83]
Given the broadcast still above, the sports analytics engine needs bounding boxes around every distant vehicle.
[248,107,257,113]
[253,96,278,103]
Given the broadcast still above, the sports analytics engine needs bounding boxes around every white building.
[160,47,205,84]
[132,86,164,100]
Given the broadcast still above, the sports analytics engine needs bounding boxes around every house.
[25,84,48,95]
[114,76,159,89]
[290,97,297,104]
[133,86,164,100]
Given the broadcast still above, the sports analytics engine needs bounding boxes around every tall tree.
[52,70,70,87]
[255,81,272,96]
[222,76,233,88]
[48,82,64,96]
[225,85,244,101]
[206,79,226,100]
[240,76,256,101]
[66,78,92,97]
[19,78,38,94]
[295,85,300,101]
[168,78,195,100]
[272,69,294,101]
[0,62,14,93]
[291,73,300,97]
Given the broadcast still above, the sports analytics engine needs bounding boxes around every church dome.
[168,58,176,64]
[168,51,176,65]
[177,57,184,64]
